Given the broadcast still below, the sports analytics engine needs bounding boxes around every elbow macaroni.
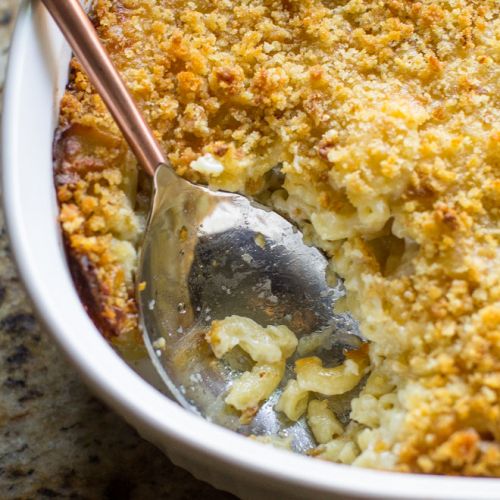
[206,315,298,422]
[315,438,360,465]
[207,315,297,363]
[225,362,285,421]
[275,380,309,421]
[310,197,389,242]
[295,356,368,396]
[307,400,344,444]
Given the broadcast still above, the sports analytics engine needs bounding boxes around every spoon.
[43,0,362,450]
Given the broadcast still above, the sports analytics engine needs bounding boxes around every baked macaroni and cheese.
[55,0,500,476]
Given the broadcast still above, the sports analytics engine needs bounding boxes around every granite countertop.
[0,2,235,498]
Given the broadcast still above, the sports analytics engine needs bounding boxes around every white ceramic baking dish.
[2,2,499,499]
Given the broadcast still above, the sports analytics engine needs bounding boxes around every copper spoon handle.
[41,0,164,176]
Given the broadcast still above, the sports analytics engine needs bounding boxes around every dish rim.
[2,2,500,498]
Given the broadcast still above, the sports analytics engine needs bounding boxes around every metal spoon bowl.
[43,0,362,451]
[139,167,362,450]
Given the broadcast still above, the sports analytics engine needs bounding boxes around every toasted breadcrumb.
[56,0,500,475]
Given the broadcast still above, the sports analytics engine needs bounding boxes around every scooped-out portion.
[55,0,500,475]
[205,315,370,459]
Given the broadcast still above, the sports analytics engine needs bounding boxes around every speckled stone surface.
[0,2,236,498]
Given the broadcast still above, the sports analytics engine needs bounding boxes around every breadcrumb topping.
[56,0,500,475]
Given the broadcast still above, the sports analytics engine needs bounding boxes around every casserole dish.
[2,2,499,498]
